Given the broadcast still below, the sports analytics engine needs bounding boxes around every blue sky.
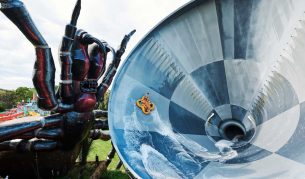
[0,0,188,90]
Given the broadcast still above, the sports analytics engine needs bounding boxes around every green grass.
[60,140,129,179]
[89,140,129,178]
[87,140,122,171]
[100,170,130,179]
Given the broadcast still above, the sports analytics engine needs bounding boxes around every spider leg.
[0,114,63,142]
[57,0,82,113]
[17,128,64,140]
[89,129,110,141]
[0,0,57,110]
[0,139,59,152]
[0,0,82,111]
[96,30,136,102]
[92,120,108,131]
[93,110,108,119]
[89,115,109,140]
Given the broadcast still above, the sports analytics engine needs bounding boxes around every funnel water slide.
[109,0,305,178]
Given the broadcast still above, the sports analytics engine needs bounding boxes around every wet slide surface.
[109,0,305,178]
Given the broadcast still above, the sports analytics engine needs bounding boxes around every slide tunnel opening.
[223,123,245,140]
[219,119,246,141]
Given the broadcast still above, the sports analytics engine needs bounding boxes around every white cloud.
[0,0,189,90]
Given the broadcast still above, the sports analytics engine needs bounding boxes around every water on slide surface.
[109,0,305,178]
[124,105,237,178]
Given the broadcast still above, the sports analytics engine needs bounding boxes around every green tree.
[15,87,33,103]
[0,102,6,112]
[0,90,17,110]
[0,87,34,111]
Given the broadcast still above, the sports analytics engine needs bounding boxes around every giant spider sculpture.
[0,0,135,177]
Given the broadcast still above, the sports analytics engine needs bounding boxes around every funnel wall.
[109,0,305,178]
